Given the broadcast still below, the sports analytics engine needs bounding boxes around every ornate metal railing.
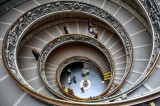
[18,17,115,52]
[91,0,160,102]
[95,0,160,103]
[110,0,151,34]
[56,56,104,82]
[38,34,115,101]
[123,0,160,95]
[56,56,107,100]
[132,0,160,83]
[1,0,160,105]
[0,0,28,16]
[2,0,134,104]
[56,56,114,99]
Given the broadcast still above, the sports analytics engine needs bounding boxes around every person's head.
[32,48,36,51]
[64,26,67,29]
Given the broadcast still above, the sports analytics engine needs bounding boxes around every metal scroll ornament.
[38,34,115,100]
[3,1,132,100]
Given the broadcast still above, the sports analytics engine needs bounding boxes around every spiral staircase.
[0,0,160,106]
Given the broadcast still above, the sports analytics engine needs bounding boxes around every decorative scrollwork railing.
[123,0,160,93]
[3,1,133,104]
[96,0,160,102]
[38,34,115,101]
[56,56,104,80]
[130,0,160,85]
[3,0,159,105]
[56,56,107,100]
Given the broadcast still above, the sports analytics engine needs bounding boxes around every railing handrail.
[56,56,107,100]
[3,1,137,105]
[38,34,115,101]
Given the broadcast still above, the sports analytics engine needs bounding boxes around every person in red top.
[69,89,74,95]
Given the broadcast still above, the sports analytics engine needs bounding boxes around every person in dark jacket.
[81,87,84,92]
[64,26,69,34]
[73,76,76,83]
[32,48,40,60]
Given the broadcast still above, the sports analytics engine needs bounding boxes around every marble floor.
[60,62,109,98]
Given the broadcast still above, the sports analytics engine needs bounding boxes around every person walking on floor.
[86,70,90,75]
[73,76,76,83]
[67,68,72,74]
[32,48,40,60]
[81,87,84,92]
[68,76,72,85]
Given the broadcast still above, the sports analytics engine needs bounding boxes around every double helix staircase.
[0,0,160,106]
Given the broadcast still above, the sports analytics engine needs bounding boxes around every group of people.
[64,87,74,95]
[31,18,98,61]
[66,68,91,93]
[68,75,77,84]
[81,69,90,76]
[66,68,77,84]
[62,68,77,95]
[63,18,98,39]
[88,18,98,39]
